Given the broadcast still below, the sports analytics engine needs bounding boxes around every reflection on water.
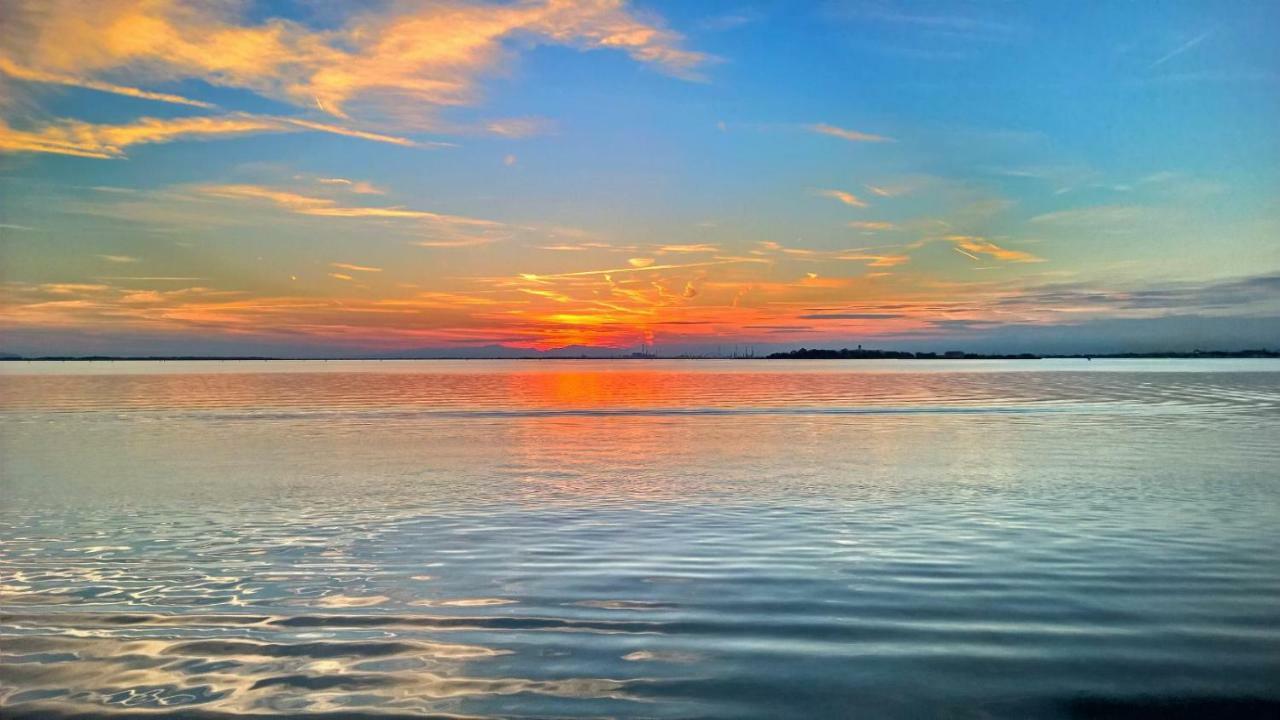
[2,360,1279,718]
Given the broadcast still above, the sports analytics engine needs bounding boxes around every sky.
[1,0,1278,356]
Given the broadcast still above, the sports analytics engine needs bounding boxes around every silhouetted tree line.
[768,348,1040,360]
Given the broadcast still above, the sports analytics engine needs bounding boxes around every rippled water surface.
[2,359,1279,718]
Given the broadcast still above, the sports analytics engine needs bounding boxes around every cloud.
[97,254,140,263]
[835,253,910,267]
[329,273,354,281]
[798,313,902,320]
[0,0,710,127]
[697,9,764,32]
[303,206,497,226]
[0,113,422,158]
[752,240,908,268]
[848,221,896,230]
[518,258,756,281]
[807,123,893,143]
[865,183,915,197]
[0,57,214,108]
[817,189,869,207]
[519,287,573,303]
[330,262,382,273]
[96,276,200,281]
[628,257,655,267]
[193,184,501,228]
[1029,205,1148,227]
[1151,30,1214,68]
[279,118,432,147]
[945,235,1043,263]
[536,242,620,251]
[0,115,282,159]
[38,283,111,294]
[315,177,384,195]
[485,117,554,138]
[830,5,1023,62]
[415,237,497,248]
[755,240,811,256]
[992,274,1280,316]
[657,243,720,253]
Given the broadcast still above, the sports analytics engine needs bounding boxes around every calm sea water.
[2,359,1279,719]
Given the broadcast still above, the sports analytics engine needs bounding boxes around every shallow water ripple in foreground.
[2,360,1279,718]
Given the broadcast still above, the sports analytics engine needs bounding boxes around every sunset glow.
[2,0,1277,355]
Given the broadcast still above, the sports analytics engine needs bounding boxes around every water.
[2,359,1279,718]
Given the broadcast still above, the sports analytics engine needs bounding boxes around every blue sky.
[1,0,1277,355]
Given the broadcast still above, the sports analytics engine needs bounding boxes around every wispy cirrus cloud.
[484,117,555,138]
[536,241,626,251]
[331,262,382,273]
[835,252,910,268]
[193,184,501,229]
[1150,30,1214,68]
[415,237,499,248]
[279,118,435,148]
[798,312,902,320]
[807,123,893,143]
[1029,205,1151,231]
[313,177,385,195]
[518,258,760,281]
[0,57,214,108]
[0,114,423,159]
[656,243,720,254]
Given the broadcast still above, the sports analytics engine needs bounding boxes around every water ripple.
[2,361,1279,717]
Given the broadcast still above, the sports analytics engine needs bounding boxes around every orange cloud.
[519,288,573,303]
[835,253,911,267]
[330,262,381,273]
[657,243,720,253]
[818,189,869,208]
[945,235,1043,263]
[1,0,709,125]
[536,239,628,252]
[521,258,759,281]
[0,115,281,158]
[0,114,421,158]
[415,237,497,248]
[193,184,501,229]
[0,56,214,108]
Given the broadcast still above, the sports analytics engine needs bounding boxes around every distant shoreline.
[2,350,1277,362]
